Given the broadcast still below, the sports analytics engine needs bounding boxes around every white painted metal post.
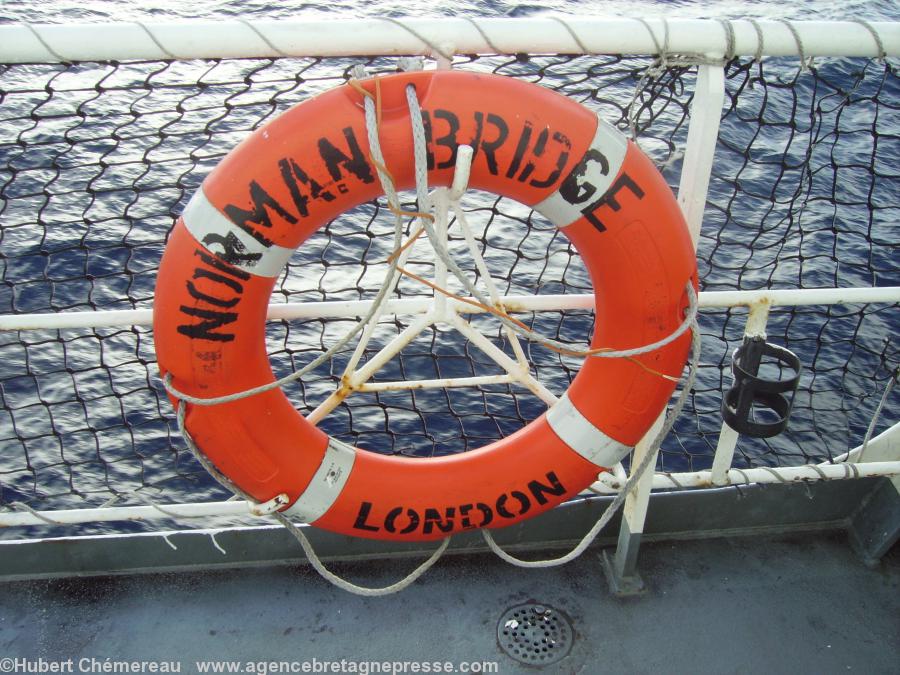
[678,64,728,248]
[710,300,771,484]
[604,63,725,594]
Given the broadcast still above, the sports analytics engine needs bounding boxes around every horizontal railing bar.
[698,286,900,308]
[591,461,900,493]
[2,287,897,332]
[357,374,514,392]
[0,308,156,331]
[3,461,897,529]
[1,18,898,63]
[0,500,257,528]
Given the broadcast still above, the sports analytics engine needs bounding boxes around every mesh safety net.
[0,52,897,536]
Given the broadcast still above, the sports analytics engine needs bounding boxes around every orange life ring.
[154,70,696,541]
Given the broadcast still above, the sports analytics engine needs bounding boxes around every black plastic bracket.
[721,336,801,438]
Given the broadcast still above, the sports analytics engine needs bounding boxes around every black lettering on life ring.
[348,471,564,535]
[527,471,566,505]
[514,126,545,183]
[385,506,420,534]
[224,180,296,248]
[458,502,496,529]
[352,501,380,532]
[506,120,534,179]
[192,248,252,282]
[317,127,375,185]
[474,502,493,527]
[470,111,485,162]
[186,274,241,309]
[579,172,645,233]
[479,113,509,176]
[528,131,572,189]
[176,306,238,342]
[176,249,247,342]
[496,491,531,519]
[224,127,371,246]
[458,503,474,529]
[433,109,460,170]
[420,110,435,170]
[202,231,262,268]
[422,507,456,535]
[559,148,610,206]
[278,158,335,218]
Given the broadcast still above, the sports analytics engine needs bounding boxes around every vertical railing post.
[602,63,725,595]
[677,64,728,247]
[710,299,771,484]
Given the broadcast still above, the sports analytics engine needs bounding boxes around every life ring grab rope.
[170,324,702,593]
[167,309,701,595]
[161,73,701,595]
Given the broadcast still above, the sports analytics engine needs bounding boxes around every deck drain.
[497,603,573,666]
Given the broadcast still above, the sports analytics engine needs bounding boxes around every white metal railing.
[0,18,898,62]
[2,287,898,332]
[5,460,900,530]
[0,18,898,533]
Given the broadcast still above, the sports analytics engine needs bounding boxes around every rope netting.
[0,52,897,536]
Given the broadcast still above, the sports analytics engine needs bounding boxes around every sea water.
[0,1,897,534]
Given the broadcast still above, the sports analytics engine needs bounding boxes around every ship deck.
[2,531,897,674]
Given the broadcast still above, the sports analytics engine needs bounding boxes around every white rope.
[778,19,813,71]
[406,84,433,230]
[851,19,887,62]
[379,17,453,61]
[135,22,178,59]
[481,315,701,567]
[716,18,736,62]
[237,18,288,57]
[748,19,766,62]
[174,385,451,596]
[463,17,503,54]
[22,23,66,61]
[274,512,450,596]
[627,19,670,142]
[9,501,65,525]
[856,366,898,463]
[548,16,589,54]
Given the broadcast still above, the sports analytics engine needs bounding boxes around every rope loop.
[482,316,701,567]
[778,19,814,72]
[851,19,887,62]
[748,18,766,63]
[379,17,453,61]
[716,18,736,63]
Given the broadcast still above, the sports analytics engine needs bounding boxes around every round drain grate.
[497,603,574,666]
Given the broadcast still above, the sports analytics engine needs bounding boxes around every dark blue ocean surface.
[0,1,897,537]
